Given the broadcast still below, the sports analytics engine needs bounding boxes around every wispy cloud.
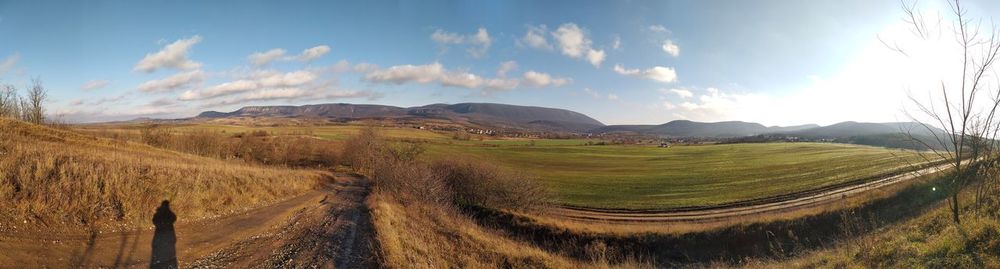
[0,53,18,75]
[614,64,677,83]
[516,25,553,50]
[522,71,571,87]
[248,48,287,66]
[134,36,203,73]
[179,70,316,100]
[137,70,205,92]
[431,27,493,58]
[81,79,110,91]
[296,45,330,62]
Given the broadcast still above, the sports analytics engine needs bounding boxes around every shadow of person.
[150,200,178,269]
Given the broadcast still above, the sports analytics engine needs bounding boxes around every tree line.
[0,78,48,124]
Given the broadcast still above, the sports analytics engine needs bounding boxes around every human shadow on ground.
[150,200,177,269]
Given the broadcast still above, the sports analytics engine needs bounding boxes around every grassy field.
[85,123,935,210]
[422,142,933,209]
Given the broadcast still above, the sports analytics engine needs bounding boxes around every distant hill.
[595,120,949,150]
[196,102,605,132]
[190,102,952,150]
[777,121,942,138]
[593,120,819,138]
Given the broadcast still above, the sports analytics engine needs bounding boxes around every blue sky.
[1,0,999,125]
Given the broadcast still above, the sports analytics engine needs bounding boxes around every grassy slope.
[757,195,1000,268]
[0,119,325,231]
[370,195,579,269]
[424,142,932,209]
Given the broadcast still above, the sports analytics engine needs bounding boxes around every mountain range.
[197,102,605,132]
[191,102,948,150]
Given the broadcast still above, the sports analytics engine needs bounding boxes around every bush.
[432,159,551,212]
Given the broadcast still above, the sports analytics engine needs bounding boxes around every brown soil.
[0,173,375,269]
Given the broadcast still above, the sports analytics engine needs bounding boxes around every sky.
[1,0,1000,126]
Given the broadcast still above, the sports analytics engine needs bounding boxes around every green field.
[104,124,934,210]
[423,142,932,209]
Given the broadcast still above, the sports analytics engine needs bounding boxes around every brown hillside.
[0,118,326,232]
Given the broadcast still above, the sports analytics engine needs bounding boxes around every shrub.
[432,159,551,212]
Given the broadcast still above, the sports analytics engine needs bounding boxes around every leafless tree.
[900,0,1000,224]
[0,83,19,119]
[20,78,47,124]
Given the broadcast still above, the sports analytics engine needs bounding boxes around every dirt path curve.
[550,163,952,223]
[0,173,375,268]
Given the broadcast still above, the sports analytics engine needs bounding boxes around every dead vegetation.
[81,124,341,168]
[0,118,326,232]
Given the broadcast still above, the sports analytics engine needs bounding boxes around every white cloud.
[81,80,110,91]
[551,23,606,67]
[134,36,203,73]
[649,25,669,33]
[137,70,205,92]
[517,25,553,50]
[254,70,317,87]
[581,88,619,101]
[522,71,571,87]
[497,61,518,77]
[0,53,18,75]
[586,50,606,68]
[614,64,678,83]
[180,79,257,100]
[73,92,133,106]
[247,45,329,66]
[364,63,444,84]
[361,62,575,92]
[248,48,287,66]
[203,87,372,107]
[330,60,379,73]
[297,45,331,62]
[613,64,640,76]
[661,88,693,98]
[180,70,317,101]
[440,72,485,89]
[661,101,676,110]
[662,40,680,57]
[612,35,622,50]
[431,27,493,58]
[484,78,519,91]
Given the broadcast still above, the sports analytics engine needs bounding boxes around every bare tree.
[0,83,19,119]
[901,0,1000,224]
[20,78,47,124]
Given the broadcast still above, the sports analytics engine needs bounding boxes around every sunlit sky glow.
[2,0,1000,125]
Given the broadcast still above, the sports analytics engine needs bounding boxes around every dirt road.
[551,163,951,223]
[0,173,374,268]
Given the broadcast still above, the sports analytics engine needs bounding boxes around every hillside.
[0,118,325,231]
[593,120,814,138]
[197,102,605,132]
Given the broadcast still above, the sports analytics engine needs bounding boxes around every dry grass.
[370,194,578,268]
[0,118,326,232]
[747,187,1000,269]
[79,124,342,168]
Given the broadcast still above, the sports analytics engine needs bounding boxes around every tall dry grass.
[0,118,326,232]
[739,176,1000,268]
[80,124,341,168]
